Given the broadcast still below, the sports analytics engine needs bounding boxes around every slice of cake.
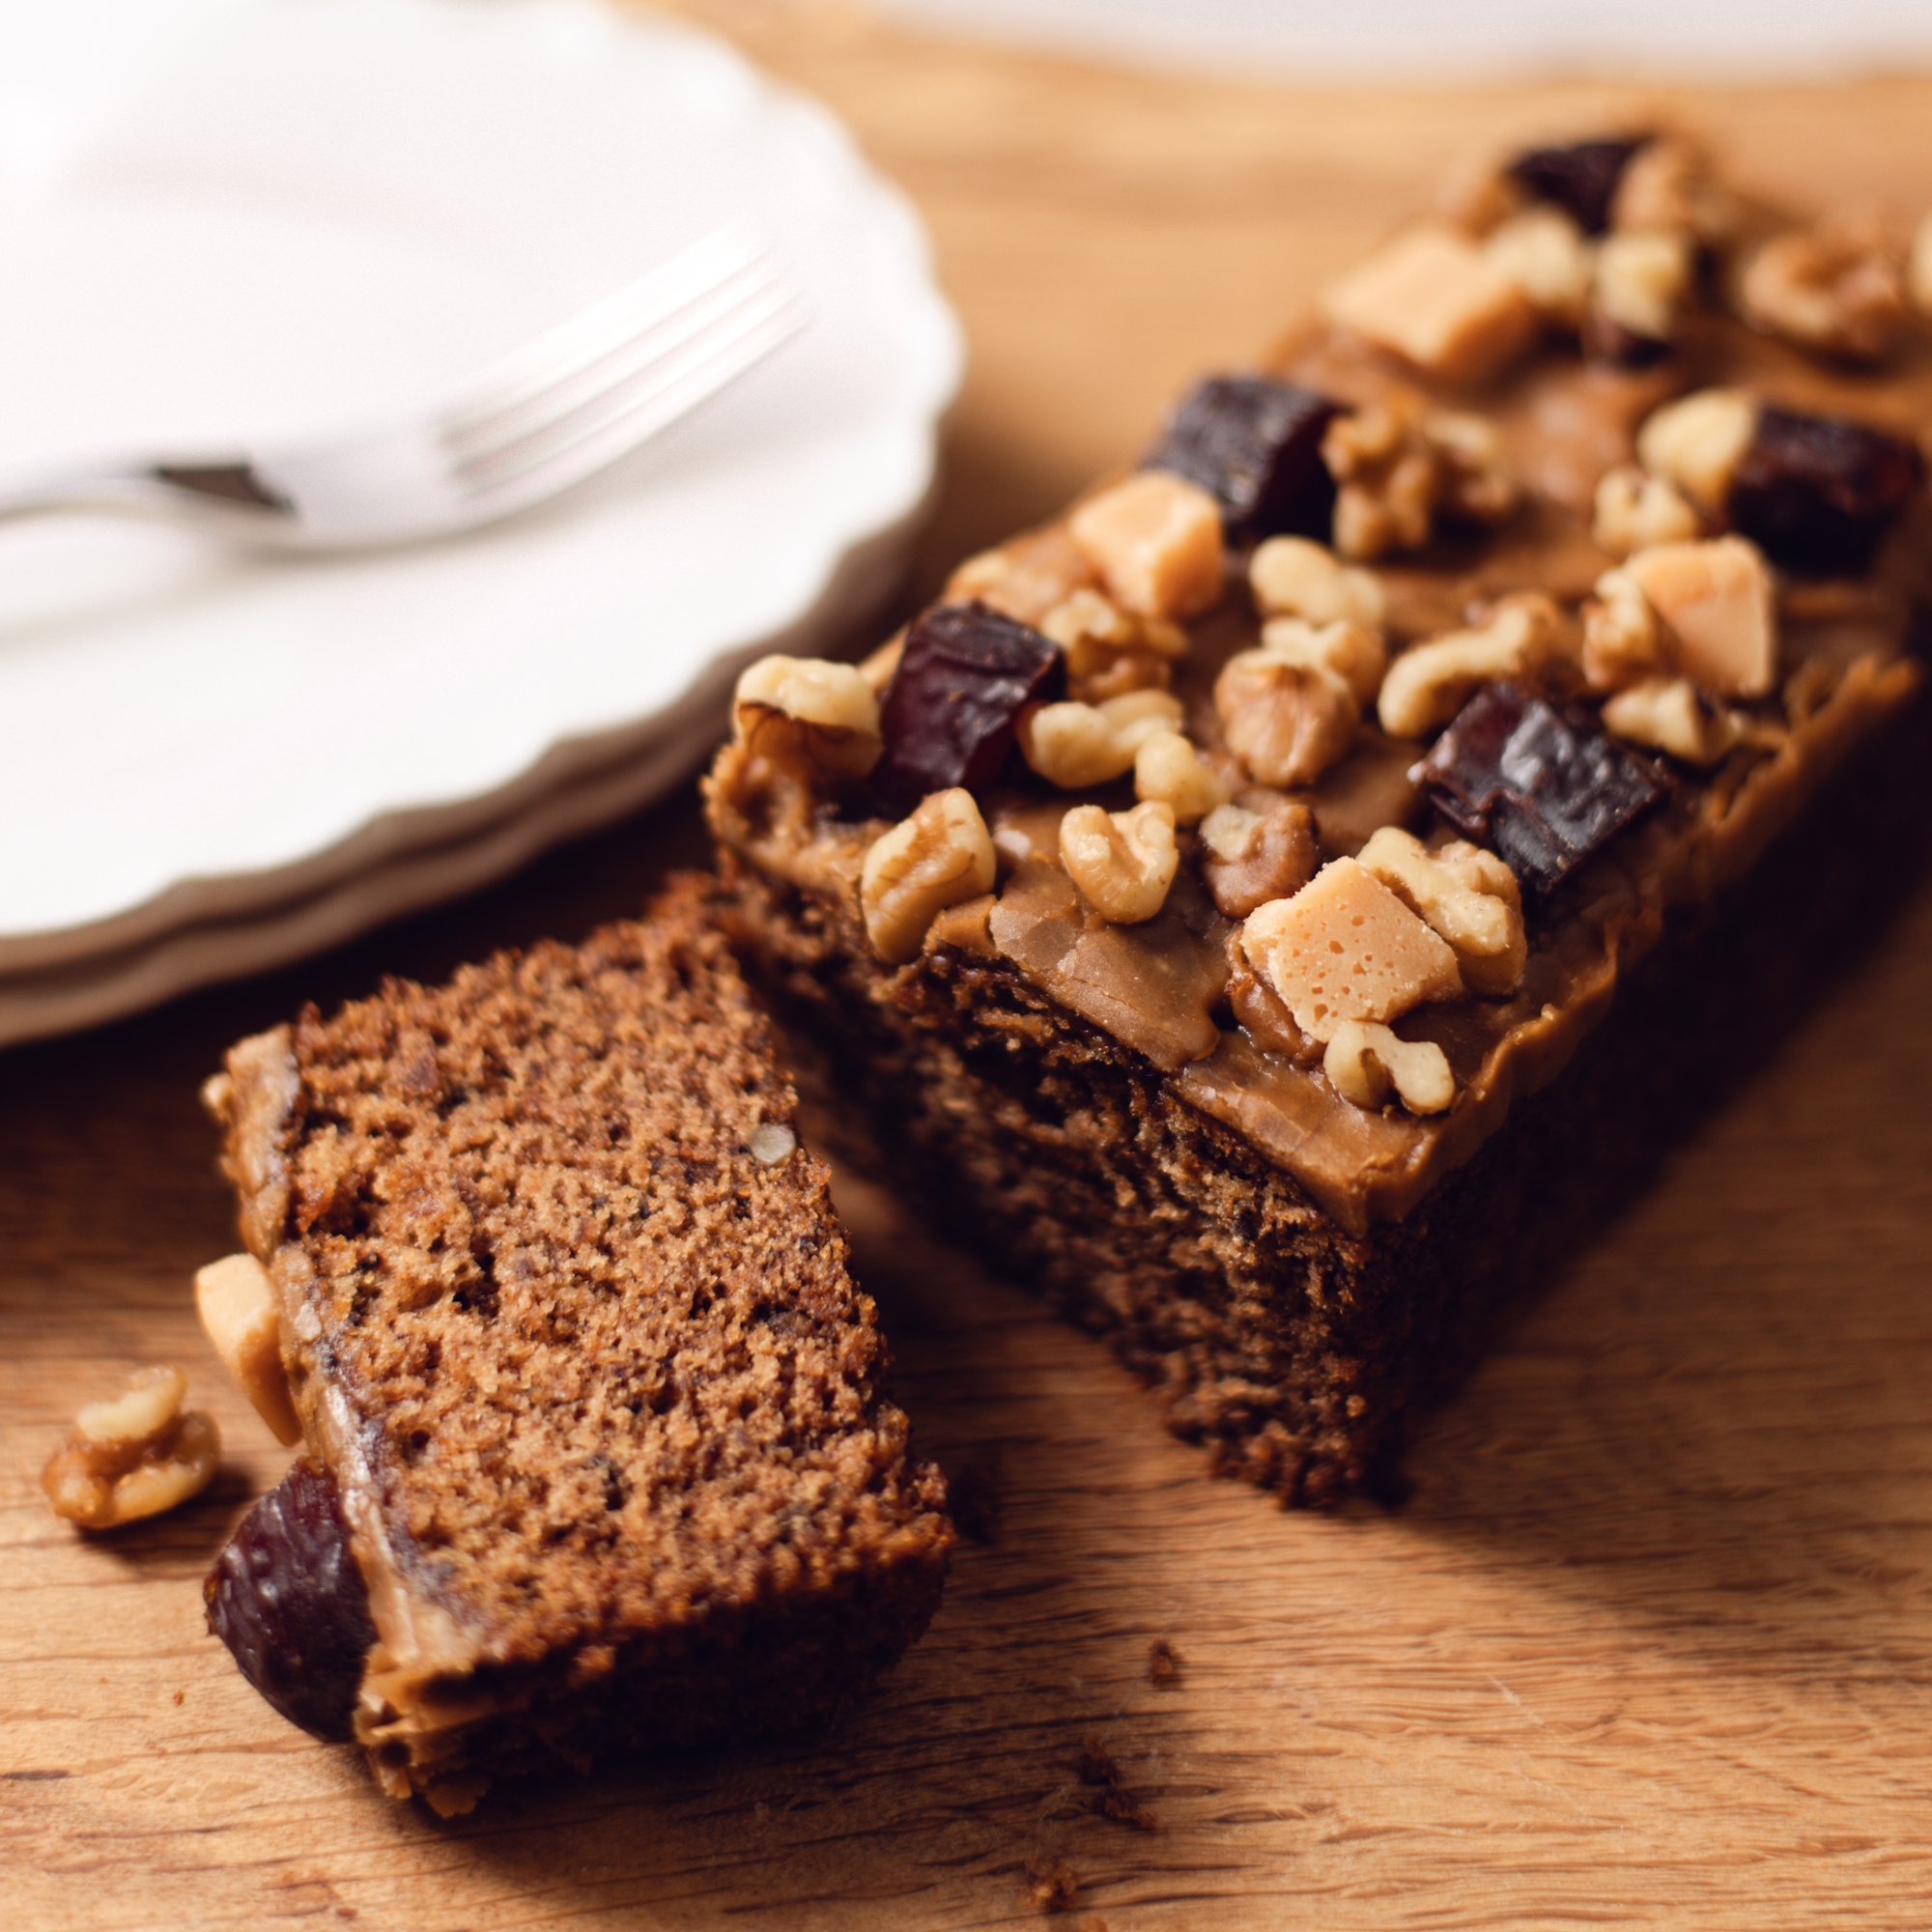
[702,130,1932,1503]
[198,883,952,1813]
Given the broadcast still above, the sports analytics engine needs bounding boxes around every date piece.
[1508,137,1647,236]
[873,602,1064,809]
[1146,376,1340,543]
[204,1457,375,1743]
[1417,682,1666,900]
[1726,405,1925,576]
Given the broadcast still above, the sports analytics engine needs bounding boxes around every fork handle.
[0,462,291,534]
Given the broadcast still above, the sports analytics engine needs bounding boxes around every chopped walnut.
[1635,389,1759,514]
[1019,689,1184,788]
[1378,592,1561,739]
[861,788,998,965]
[1322,402,1517,563]
[1133,731,1230,824]
[1198,799,1320,920]
[1737,213,1906,362]
[1060,800,1179,924]
[1039,586,1186,703]
[1067,471,1225,621]
[1625,535,1777,698]
[1483,205,1593,326]
[1601,673,1740,765]
[1248,536,1385,630]
[945,526,1098,627]
[1214,650,1359,787]
[1257,616,1388,707]
[1323,1020,1456,1115]
[1240,857,1463,1042]
[43,1367,221,1529]
[1591,464,1703,558]
[1581,563,1666,691]
[1610,135,1736,244]
[195,1253,300,1446]
[1910,212,1932,317]
[731,655,882,786]
[1321,225,1537,385]
[1357,826,1525,996]
[1591,228,1693,348]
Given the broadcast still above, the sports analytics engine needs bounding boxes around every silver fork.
[0,223,805,551]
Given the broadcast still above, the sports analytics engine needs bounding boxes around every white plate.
[0,0,960,1041]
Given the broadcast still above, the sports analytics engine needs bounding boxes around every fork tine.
[441,251,789,472]
[437,223,774,439]
[454,281,806,514]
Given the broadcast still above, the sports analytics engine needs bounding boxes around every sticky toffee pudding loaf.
[199,888,952,1812]
[703,131,1932,1503]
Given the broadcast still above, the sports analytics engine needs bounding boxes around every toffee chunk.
[1508,137,1648,237]
[1726,405,1926,576]
[205,1458,374,1743]
[1416,682,1667,900]
[873,602,1065,809]
[1145,375,1340,543]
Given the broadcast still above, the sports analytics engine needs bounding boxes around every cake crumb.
[947,1446,1004,1546]
[1077,1732,1159,1832]
[172,1690,185,1706]
[1026,1855,1081,1914]
[1147,1638,1182,1689]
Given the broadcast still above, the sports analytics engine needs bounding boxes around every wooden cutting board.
[7,10,1932,1925]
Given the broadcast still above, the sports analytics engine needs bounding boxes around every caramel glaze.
[714,302,1932,1239]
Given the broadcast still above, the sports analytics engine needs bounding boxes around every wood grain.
[7,10,1932,1925]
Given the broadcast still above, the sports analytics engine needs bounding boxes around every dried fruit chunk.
[873,602,1065,809]
[1145,376,1340,542]
[1507,136,1648,236]
[1727,406,1925,576]
[205,1458,376,1743]
[1416,683,1667,901]
[1240,857,1463,1042]
[1321,227,1538,387]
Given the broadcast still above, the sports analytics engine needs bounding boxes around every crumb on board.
[1026,1854,1081,1914]
[1076,1731,1160,1833]
[1147,1637,1181,1688]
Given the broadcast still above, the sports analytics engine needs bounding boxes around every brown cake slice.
[702,129,1932,1503]
[198,883,952,1813]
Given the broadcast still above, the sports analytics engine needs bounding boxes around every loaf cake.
[198,887,952,1812]
[703,131,1932,1503]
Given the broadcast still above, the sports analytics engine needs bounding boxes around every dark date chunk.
[873,601,1064,810]
[1727,405,1925,576]
[205,1457,375,1743]
[1418,683,1666,901]
[1507,137,1648,236]
[1145,375,1339,543]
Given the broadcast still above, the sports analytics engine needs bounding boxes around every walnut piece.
[1592,463,1703,558]
[43,1367,221,1530]
[1019,689,1183,788]
[1611,135,1735,244]
[1624,536,1777,698]
[731,655,882,786]
[1321,225,1537,385]
[1356,825,1526,996]
[1581,563,1666,691]
[861,787,998,964]
[1737,216,1906,362]
[1601,674,1740,765]
[1198,800,1320,920]
[1377,593,1561,739]
[945,526,1097,626]
[195,1253,301,1446]
[1322,403,1517,563]
[1483,204,1593,326]
[1039,586,1186,702]
[1592,229,1693,344]
[1060,800,1179,924]
[1257,616,1388,706]
[1323,1019,1457,1116]
[1240,856,1463,1042]
[1911,212,1932,317]
[1635,389,1759,515]
[1067,471,1225,621]
[1214,650,1360,787]
[1248,536,1386,629]
[1133,731,1230,824]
